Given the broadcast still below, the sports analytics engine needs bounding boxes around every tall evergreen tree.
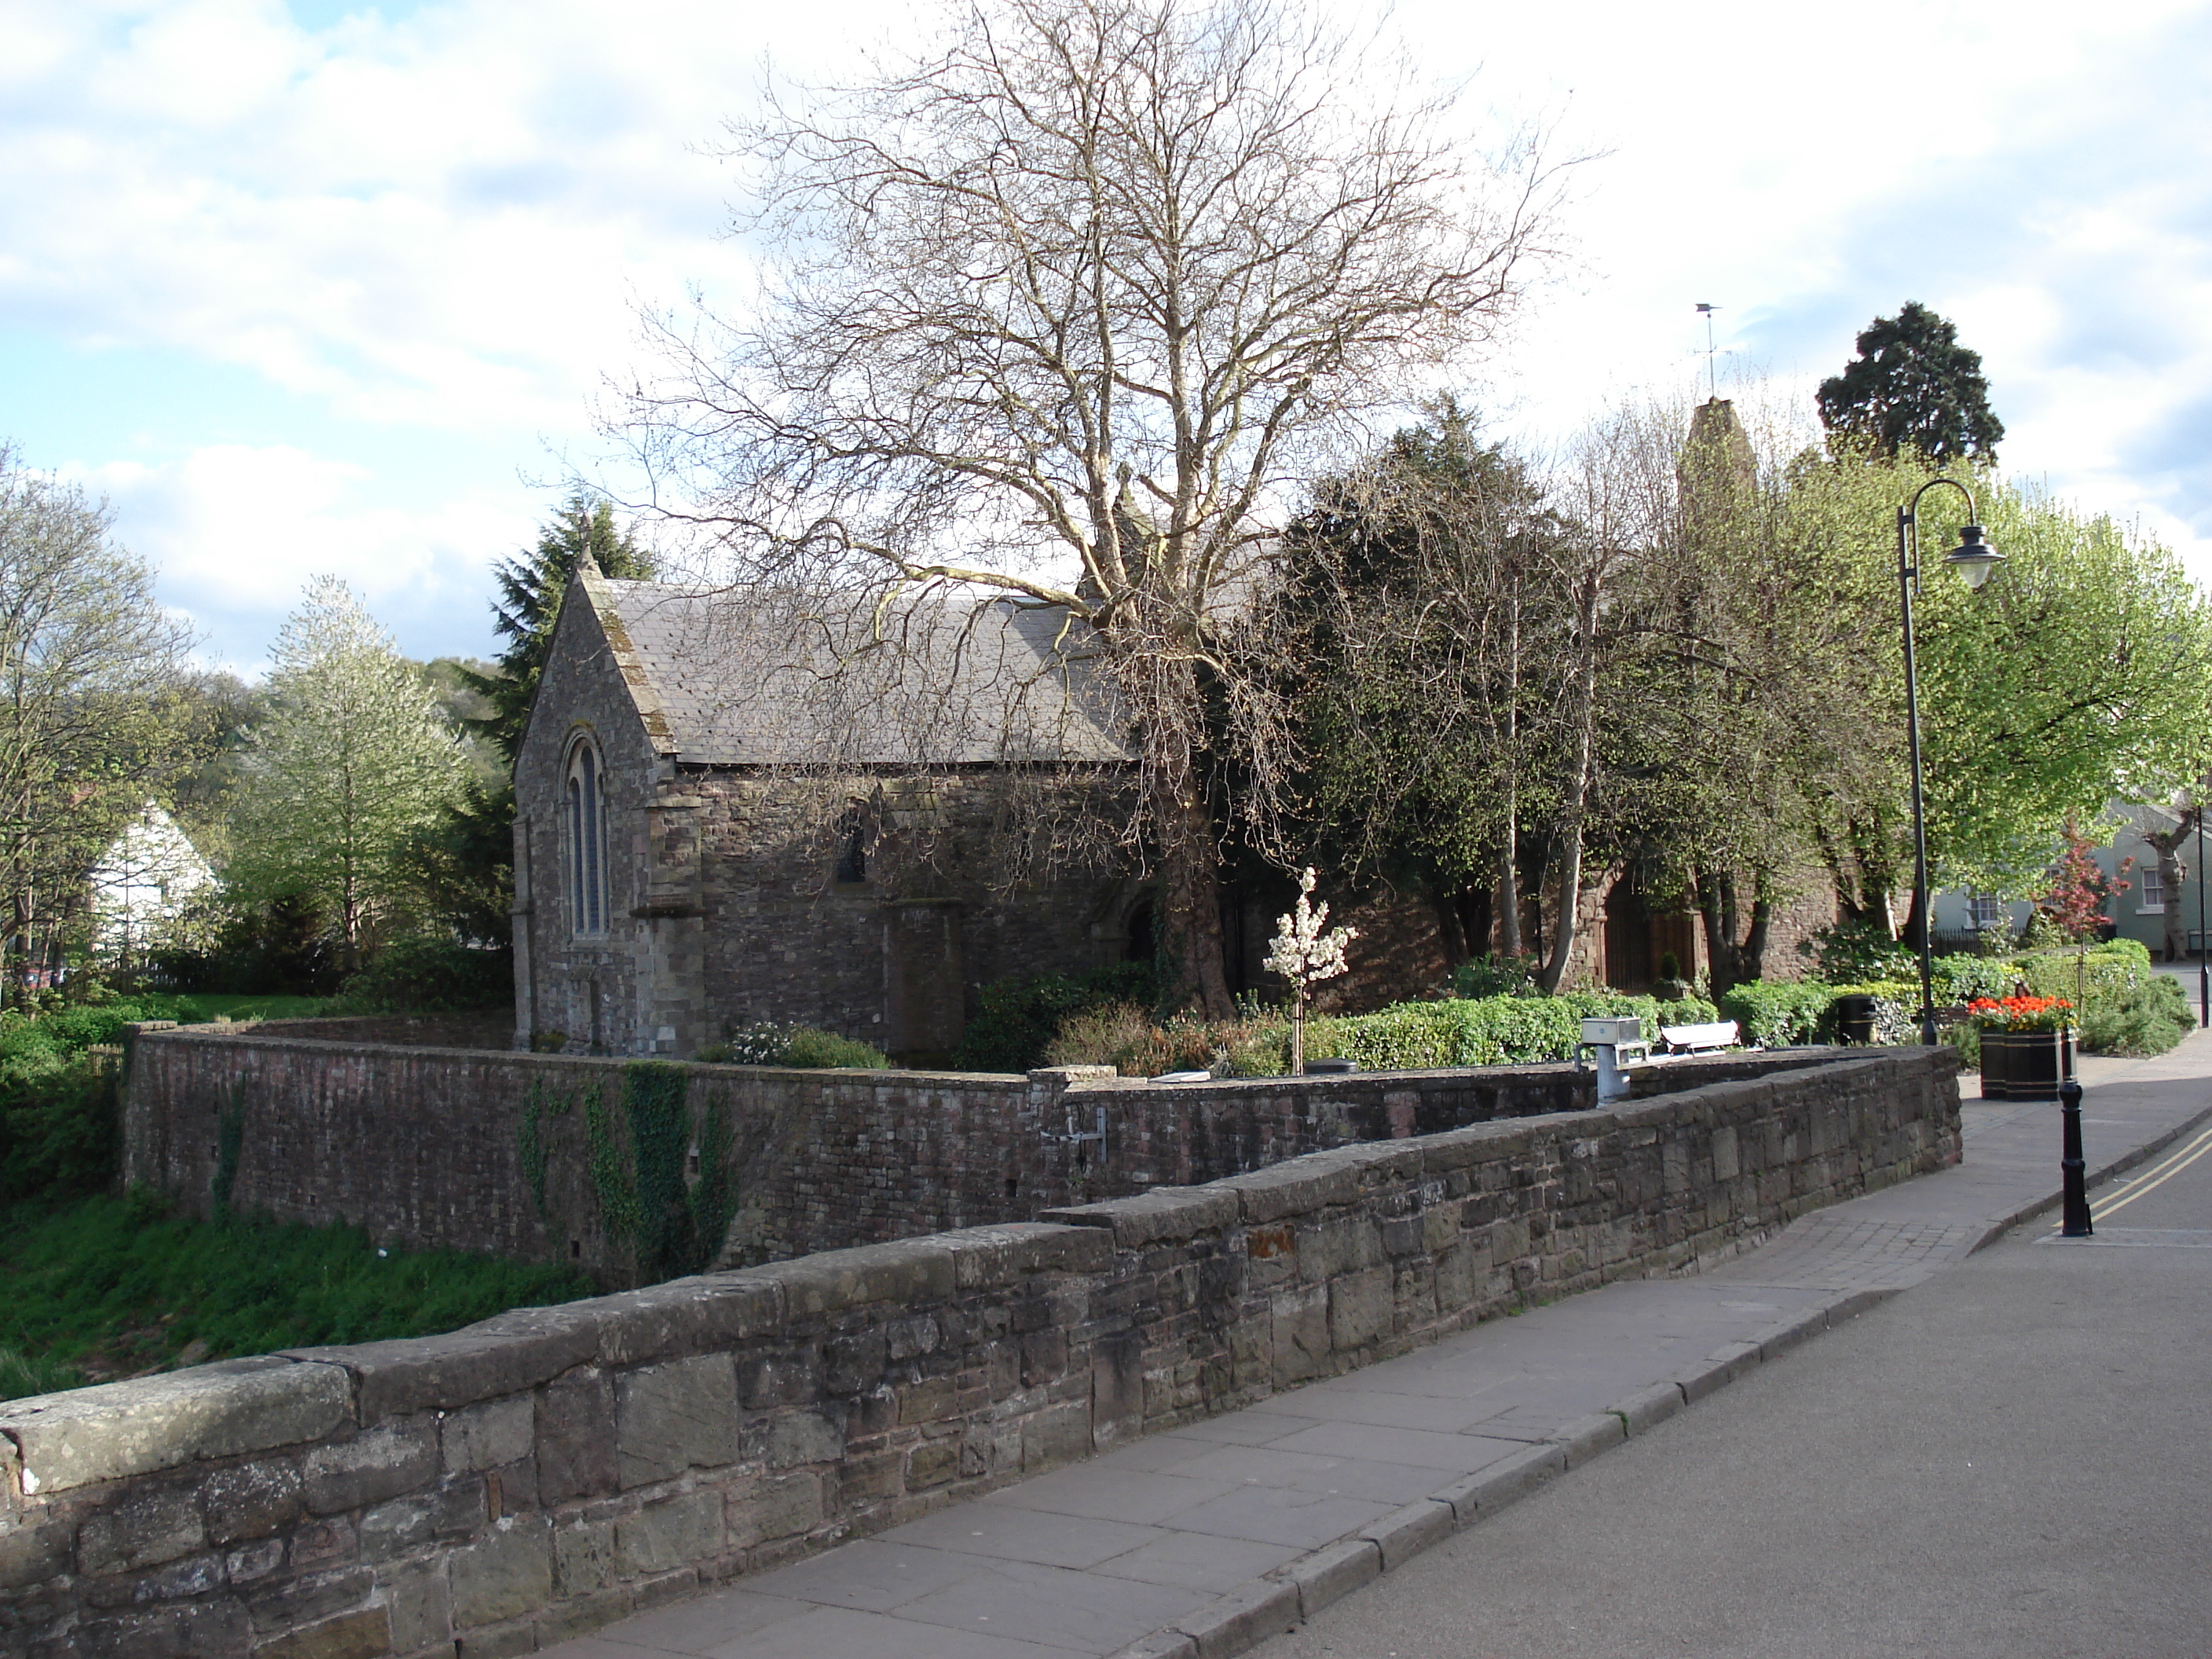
[1815,301,2005,464]
[397,497,654,947]
[462,494,654,762]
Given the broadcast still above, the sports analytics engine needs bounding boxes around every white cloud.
[75,443,539,668]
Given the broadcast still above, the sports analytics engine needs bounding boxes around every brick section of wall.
[9,1048,1959,1658]
[121,1026,1853,1279]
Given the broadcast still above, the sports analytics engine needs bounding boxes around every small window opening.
[570,1239,582,1260]
[834,808,868,884]
[566,737,610,936]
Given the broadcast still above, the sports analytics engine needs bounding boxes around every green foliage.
[460,495,656,764]
[211,1084,246,1214]
[1717,980,1837,1048]
[1448,954,1540,999]
[517,1079,559,1221]
[776,1028,890,1069]
[581,1066,746,1283]
[2078,975,2192,1057]
[225,578,473,961]
[1815,301,2005,464]
[952,964,1161,1073]
[1800,920,1918,983]
[340,934,511,1013]
[0,1192,590,1402]
[1933,954,2016,1004]
[695,1024,889,1068]
[0,1051,120,1203]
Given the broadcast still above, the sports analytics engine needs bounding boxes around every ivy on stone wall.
[211,1082,247,1214]
[519,1064,743,1284]
[516,1078,566,1221]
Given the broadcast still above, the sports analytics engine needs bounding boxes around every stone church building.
[511,567,1149,1062]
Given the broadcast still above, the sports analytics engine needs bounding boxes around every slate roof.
[588,576,1130,767]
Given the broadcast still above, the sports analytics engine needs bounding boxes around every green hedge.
[1716,980,1837,1048]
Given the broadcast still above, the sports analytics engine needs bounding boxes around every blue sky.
[2,0,2207,671]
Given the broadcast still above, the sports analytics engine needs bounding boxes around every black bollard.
[2059,1077,2093,1238]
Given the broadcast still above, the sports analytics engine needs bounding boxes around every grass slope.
[0,1192,591,1403]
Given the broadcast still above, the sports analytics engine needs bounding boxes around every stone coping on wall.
[15,1048,1957,1657]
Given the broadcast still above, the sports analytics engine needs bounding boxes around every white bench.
[1659,1020,1741,1054]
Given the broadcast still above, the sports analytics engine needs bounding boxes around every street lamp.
[1898,478,2004,1047]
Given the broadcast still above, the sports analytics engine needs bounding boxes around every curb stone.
[1105,1235,2081,1659]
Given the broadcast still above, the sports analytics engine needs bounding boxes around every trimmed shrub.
[340,935,511,1013]
[2078,975,2192,1058]
[954,964,1160,1073]
[778,1027,890,1069]
[1718,980,1837,1048]
[695,1024,888,1068]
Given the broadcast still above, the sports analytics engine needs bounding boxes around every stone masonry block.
[246,1564,375,1634]
[537,1370,617,1504]
[553,1518,617,1598]
[0,1516,73,1592]
[76,1485,205,1576]
[381,1557,454,1653]
[252,1606,391,1659]
[1270,1284,1329,1388]
[443,1396,534,1475]
[1,1358,351,1495]
[198,1457,305,1545]
[449,1514,552,1630]
[615,1355,740,1488]
[1021,1401,1090,1470]
[572,1276,785,1369]
[302,1423,438,1514]
[749,1409,844,1470]
[1328,1267,1393,1353]
[1038,1187,1240,1248]
[727,1472,824,1547]
[617,1490,721,1577]
[746,1238,957,1319]
[1221,1158,1360,1226]
[286,1320,592,1421]
[939,1222,1114,1288]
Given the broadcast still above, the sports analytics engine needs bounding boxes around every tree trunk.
[1697,866,1774,995]
[1157,777,1233,1019]
[1899,883,1928,952]
[1536,577,1602,995]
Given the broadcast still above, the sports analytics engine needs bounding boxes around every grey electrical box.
[1580,1016,1643,1046]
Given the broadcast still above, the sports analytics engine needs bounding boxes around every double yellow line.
[2062,1119,2212,1226]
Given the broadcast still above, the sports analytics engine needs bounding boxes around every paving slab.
[544,1032,2212,1659]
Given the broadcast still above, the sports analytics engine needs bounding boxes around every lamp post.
[1898,478,2004,1046]
[2197,788,2209,1027]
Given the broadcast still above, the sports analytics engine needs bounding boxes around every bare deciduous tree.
[0,449,199,995]
[622,0,1565,1013]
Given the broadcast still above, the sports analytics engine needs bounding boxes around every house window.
[1967,891,2003,931]
[566,738,610,936]
[2138,862,2166,912]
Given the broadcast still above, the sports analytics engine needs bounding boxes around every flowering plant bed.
[1967,994,2074,1032]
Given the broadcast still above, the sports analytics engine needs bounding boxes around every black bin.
[1834,994,1878,1046]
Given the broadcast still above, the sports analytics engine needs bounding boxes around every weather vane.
[1695,302,1721,399]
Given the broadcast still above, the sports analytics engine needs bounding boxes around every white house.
[88,805,215,965]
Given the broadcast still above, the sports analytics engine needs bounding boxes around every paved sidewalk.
[544,1035,2212,1659]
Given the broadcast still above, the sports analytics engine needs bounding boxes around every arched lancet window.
[833,806,868,885]
[566,737,610,937]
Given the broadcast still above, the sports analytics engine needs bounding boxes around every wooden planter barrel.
[1979,1027,2077,1101]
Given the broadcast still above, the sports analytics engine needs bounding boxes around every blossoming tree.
[1265,868,1357,1076]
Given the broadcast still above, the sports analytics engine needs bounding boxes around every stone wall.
[122,1025,1848,1282]
[5,1048,1959,1658]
